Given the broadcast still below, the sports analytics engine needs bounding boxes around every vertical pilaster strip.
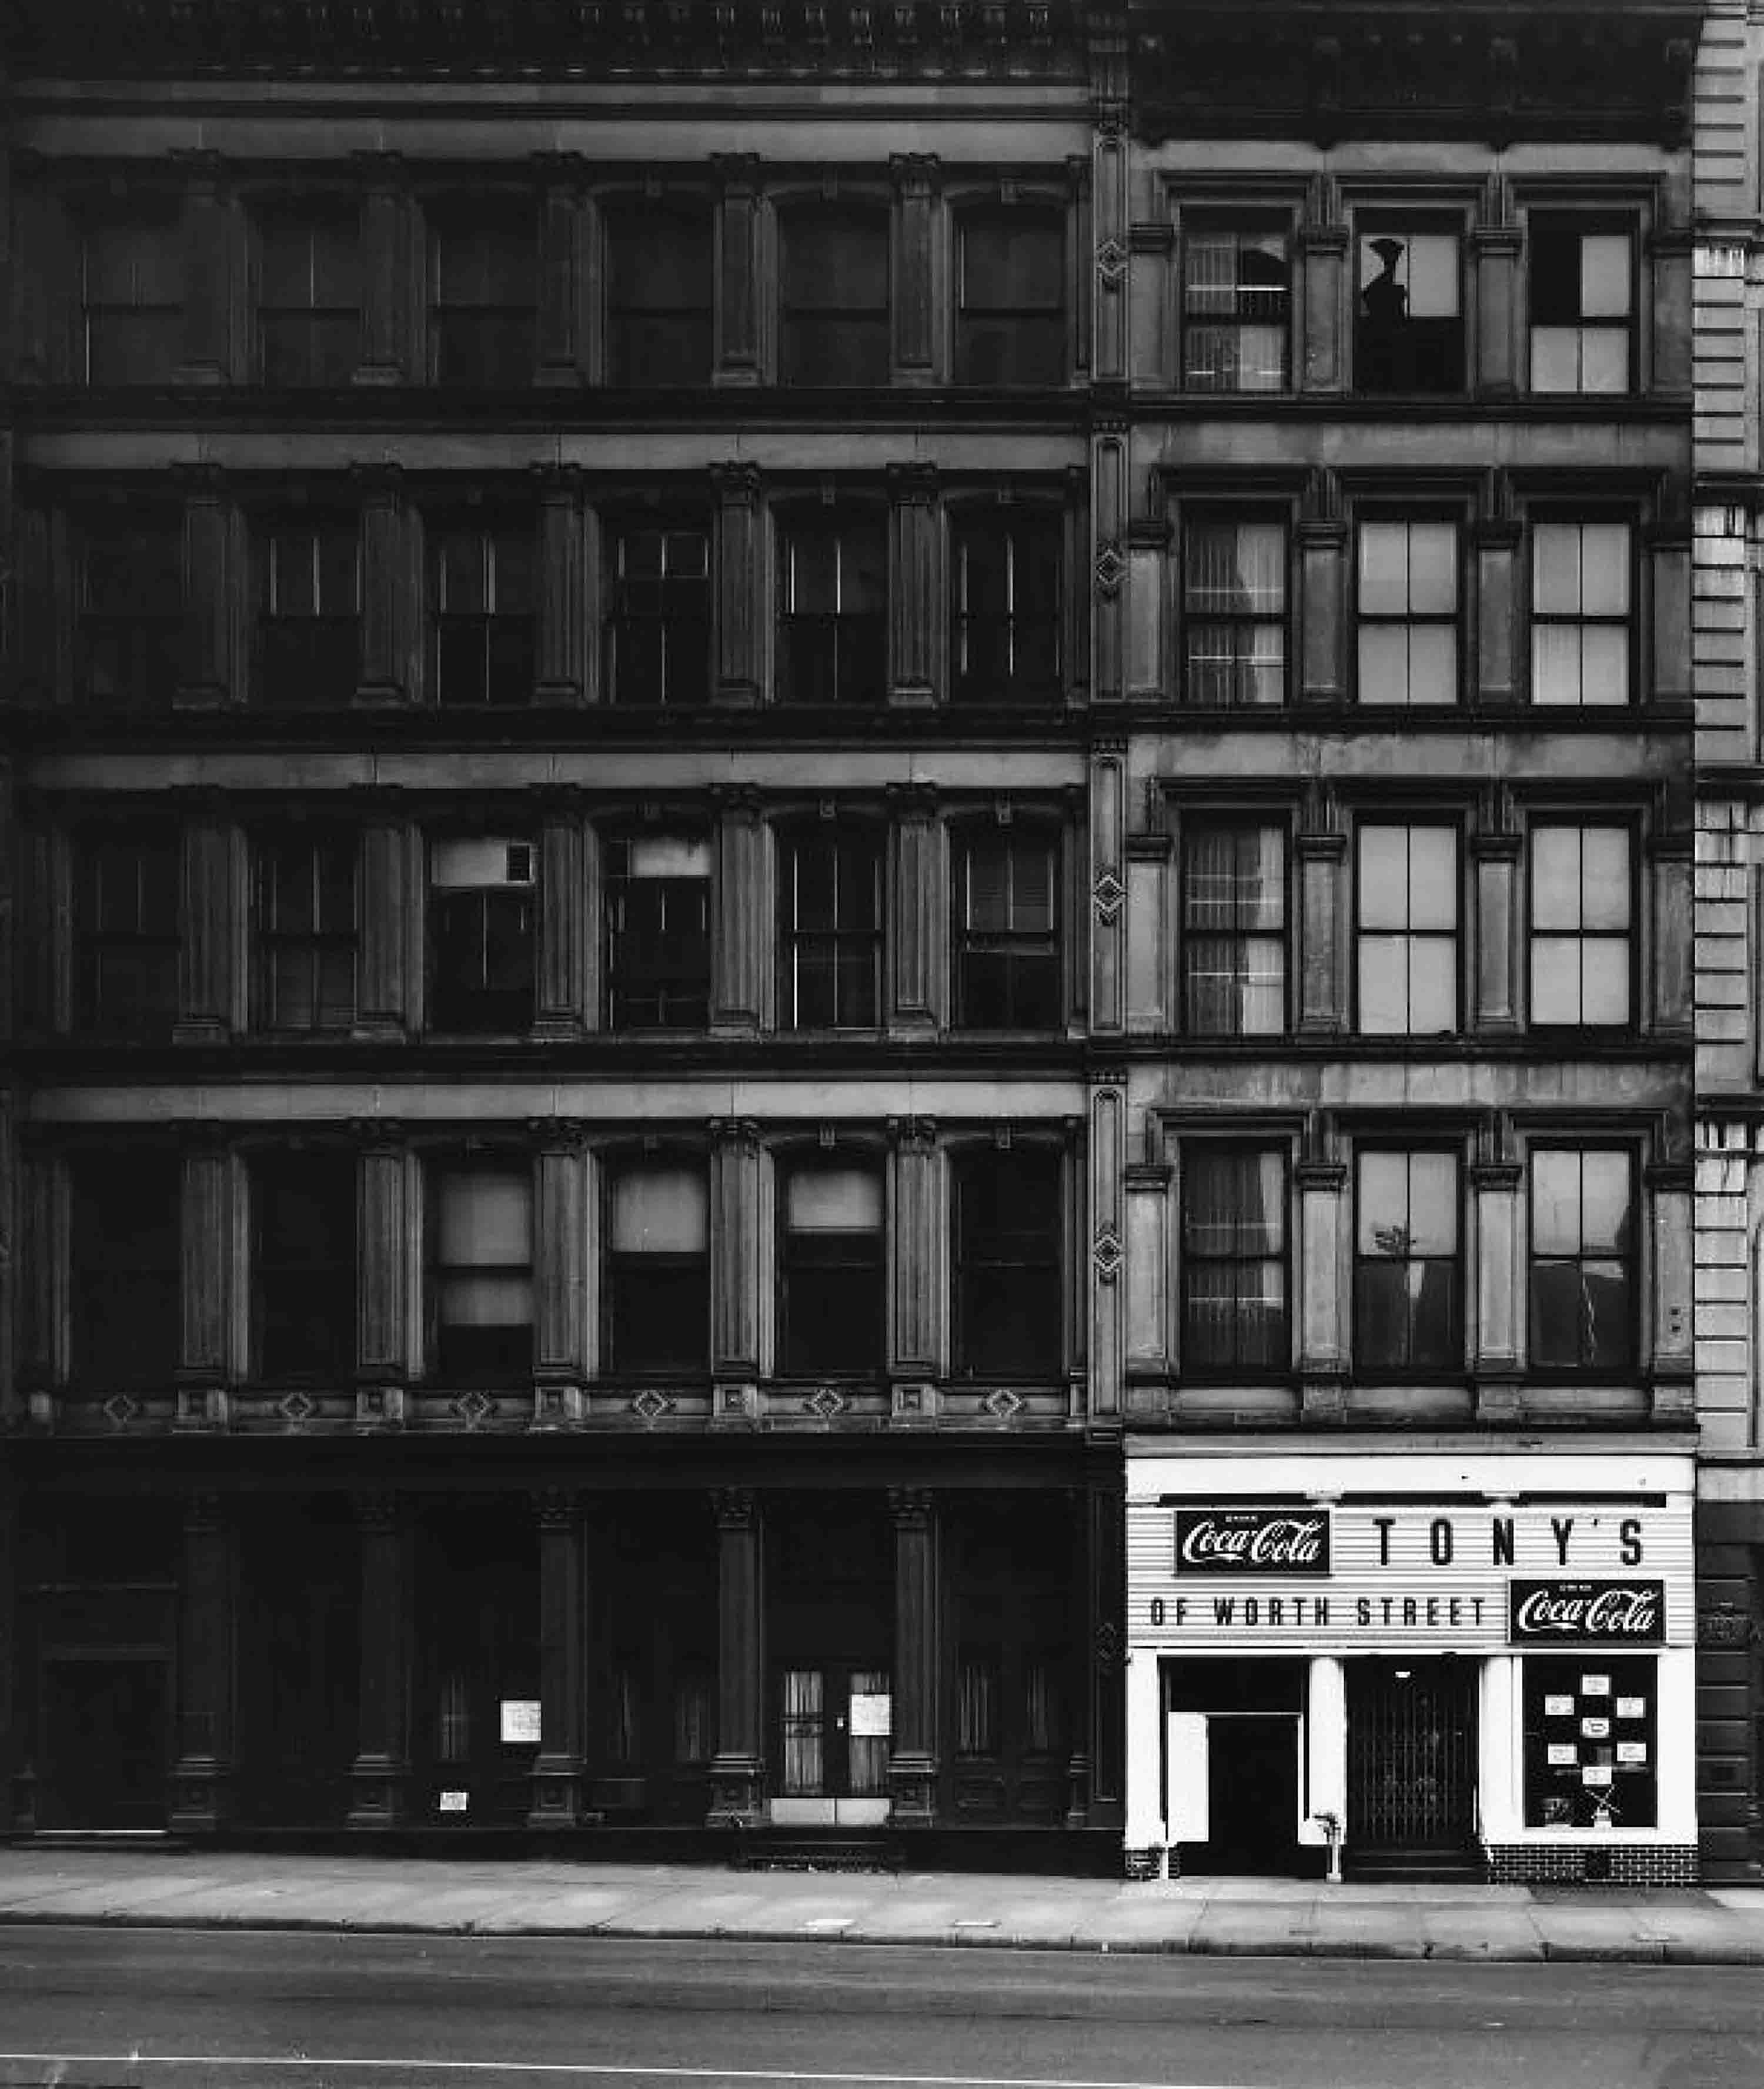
[707,1487,766,1826]
[1090,739,1127,1037]
[175,152,231,385]
[536,155,586,386]
[1475,476,1521,713]
[355,464,415,707]
[1298,469,1345,707]
[177,467,232,709]
[1652,828,1695,1041]
[355,1127,409,1427]
[533,1129,587,1419]
[1648,1158,1695,1421]
[1089,1077,1125,1429]
[1305,1656,1348,1839]
[1084,1466,1125,1830]
[711,788,763,1034]
[1091,417,1127,706]
[1091,101,1129,387]
[534,467,585,706]
[16,823,60,1040]
[12,505,55,708]
[1123,1160,1172,1383]
[536,796,587,1039]
[886,784,941,1034]
[1296,1122,1348,1422]
[19,1148,68,1424]
[1121,1647,1162,1867]
[169,1493,235,1833]
[890,155,938,383]
[1472,1112,1524,1421]
[1651,512,1693,711]
[353,154,410,385]
[356,808,412,1040]
[178,1137,231,1427]
[1473,176,1521,401]
[1471,824,1523,1037]
[348,1491,412,1829]
[527,1490,585,1826]
[1651,230,1695,396]
[887,463,940,708]
[176,805,234,1044]
[711,462,760,707]
[1295,797,1347,1037]
[710,1119,761,1380]
[1298,176,1347,395]
[712,155,761,387]
[888,1487,940,1824]
[888,1116,941,1381]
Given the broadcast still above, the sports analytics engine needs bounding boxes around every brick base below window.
[1123,1844,1170,1881]
[1482,1842,1699,1887]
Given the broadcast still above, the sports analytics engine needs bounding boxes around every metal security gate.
[1347,1659,1476,1849]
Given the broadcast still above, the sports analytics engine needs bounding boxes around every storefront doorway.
[773,1664,891,1823]
[40,1657,168,1829]
[1348,1657,1476,1854]
[1168,1657,1305,1873]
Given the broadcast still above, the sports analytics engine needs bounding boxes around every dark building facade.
[0,0,1707,1880]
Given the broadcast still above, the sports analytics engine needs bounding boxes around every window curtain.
[1184,823,1285,1034]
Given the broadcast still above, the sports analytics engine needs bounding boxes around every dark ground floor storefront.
[1,1444,1125,1868]
[1693,1502,1764,1881]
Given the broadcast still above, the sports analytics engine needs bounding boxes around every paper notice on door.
[500,1699,542,1744]
[848,1693,892,1738]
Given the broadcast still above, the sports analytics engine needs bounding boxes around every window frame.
[428,516,538,710]
[1178,1141,1292,1382]
[953,203,1068,389]
[256,514,361,710]
[426,199,539,389]
[950,501,1064,707]
[1526,818,1637,1033]
[604,514,713,708]
[252,828,360,1034]
[1179,510,1291,710]
[604,1156,711,1377]
[1178,813,1290,1038]
[426,1156,536,1388]
[604,833,713,1032]
[603,196,715,389]
[72,824,181,1041]
[776,504,888,708]
[252,1148,358,1383]
[776,1155,887,1379]
[777,200,893,389]
[951,1144,1066,1380]
[1351,1144,1465,1380]
[777,824,884,1032]
[1354,513,1463,709]
[78,510,186,710]
[426,834,538,1036]
[1352,215,1469,397]
[1526,213,1638,398]
[1352,818,1462,1037]
[1528,514,1636,710]
[254,199,363,387]
[951,822,1063,1033]
[69,1148,182,1391]
[81,200,185,386]
[1179,218,1294,396]
[1526,1142,1639,1378]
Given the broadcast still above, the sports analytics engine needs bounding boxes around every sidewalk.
[2,1846,1763,1963]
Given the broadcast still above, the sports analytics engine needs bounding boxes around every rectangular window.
[607,1163,709,1374]
[957,1655,1001,1757]
[1530,825,1633,1029]
[1357,520,1459,707]
[83,206,183,385]
[1530,223,1634,395]
[954,830,1060,1031]
[1529,1147,1636,1374]
[780,1164,885,1376]
[606,203,713,387]
[1182,226,1291,393]
[1523,1655,1657,1829]
[74,830,180,1040]
[778,512,887,707]
[1357,229,1464,393]
[432,523,536,708]
[956,212,1065,387]
[430,208,536,387]
[254,1152,357,1380]
[82,519,185,709]
[606,522,711,708]
[1354,1150,1462,1375]
[71,1152,181,1389]
[430,1165,533,1385]
[259,520,360,708]
[257,205,361,386]
[606,835,711,1031]
[254,832,358,1032]
[428,837,536,1034]
[1181,820,1287,1037]
[1531,522,1632,707]
[1181,1147,1289,1378]
[780,209,890,386]
[951,509,1062,706]
[780,830,882,1030]
[1356,824,1459,1035]
[1182,519,1287,707]
[954,1149,1063,1377]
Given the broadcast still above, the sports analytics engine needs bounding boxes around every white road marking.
[0,2057,1262,2089]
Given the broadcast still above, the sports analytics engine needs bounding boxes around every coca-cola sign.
[1508,1580,1665,1646]
[1175,1507,1332,1576]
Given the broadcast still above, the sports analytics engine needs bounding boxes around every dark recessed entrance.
[41,1658,169,1829]
[1347,1656,1477,1864]
[1170,1658,1305,1874]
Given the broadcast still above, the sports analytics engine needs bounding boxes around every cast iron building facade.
[0,0,1707,1880]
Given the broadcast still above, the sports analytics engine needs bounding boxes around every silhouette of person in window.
[1359,236,1410,392]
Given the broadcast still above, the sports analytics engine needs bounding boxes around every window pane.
[786,213,888,308]
[1531,1151,1582,1255]
[1356,828,1410,930]
[1579,1152,1633,1253]
[1581,829,1632,928]
[1405,234,1459,317]
[1533,524,1582,614]
[1357,940,1406,1032]
[1579,330,1630,394]
[1578,626,1630,706]
[1358,523,1408,616]
[1582,235,1633,319]
[1408,523,1458,612]
[1406,626,1456,706]
[440,1273,534,1326]
[1406,940,1457,1031]
[1408,831,1457,929]
[1531,624,1583,707]
[1531,328,1582,392]
[437,1173,531,1265]
[963,217,1063,309]
[612,1168,707,1254]
[1531,938,1583,1025]
[787,1169,883,1232]
[1357,625,1408,703]
[1408,1153,1459,1254]
[1580,524,1631,614]
[1579,940,1631,1025]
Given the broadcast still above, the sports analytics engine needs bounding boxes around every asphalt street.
[0,1928,1761,2089]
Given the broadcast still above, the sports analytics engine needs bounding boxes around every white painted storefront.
[1124,1442,1698,1880]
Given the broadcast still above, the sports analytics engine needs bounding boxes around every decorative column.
[12,506,58,708]
[887,463,940,708]
[536,155,587,387]
[1649,230,1695,397]
[711,463,760,708]
[354,464,416,707]
[1090,741,1127,1038]
[356,810,413,1040]
[1089,1077,1127,1431]
[886,784,941,1035]
[532,1127,586,1429]
[1648,1156,1696,1422]
[1305,1655,1347,1851]
[1091,101,1130,388]
[355,1127,410,1431]
[1122,1647,1164,1876]
[888,1487,940,1826]
[176,467,233,710]
[534,468,586,706]
[527,1489,586,1827]
[1649,510,1693,714]
[1298,468,1346,707]
[1472,1113,1524,1423]
[712,155,762,387]
[1472,178,1522,402]
[176,807,236,1044]
[1090,417,1128,706]
[19,1148,68,1428]
[710,1119,762,1389]
[707,1488,766,1827]
[1477,1652,1521,1844]
[176,1137,232,1431]
[1295,789,1347,1037]
[1081,1466,1125,1830]
[1297,1118,1348,1424]
[888,1117,940,1413]
[1475,475,1521,713]
[1651,827,1695,1042]
[353,153,410,385]
[1123,1159,1172,1385]
[711,789,764,1034]
[169,1493,235,1833]
[1298,176,1347,395]
[348,1491,413,1830]
[890,155,938,383]
[1471,811,1522,1038]
[174,152,232,385]
[536,796,587,1040]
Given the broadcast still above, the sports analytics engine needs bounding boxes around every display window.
[1522,1655,1656,1829]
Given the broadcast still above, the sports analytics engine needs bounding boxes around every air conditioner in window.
[505,843,535,885]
